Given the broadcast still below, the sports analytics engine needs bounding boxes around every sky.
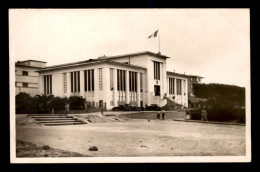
[9,9,250,88]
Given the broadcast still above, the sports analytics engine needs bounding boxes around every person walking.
[162,110,165,120]
[185,108,191,120]
[156,111,161,119]
[201,106,208,122]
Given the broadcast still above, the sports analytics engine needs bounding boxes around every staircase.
[28,114,86,126]
[163,96,184,110]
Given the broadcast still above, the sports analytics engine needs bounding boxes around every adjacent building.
[188,75,204,97]
[15,60,47,96]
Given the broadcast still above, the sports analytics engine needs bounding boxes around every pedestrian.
[201,107,208,122]
[156,111,160,119]
[185,109,191,120]
[162,110,165,120]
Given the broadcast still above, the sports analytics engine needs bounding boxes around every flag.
[148,30,158,38]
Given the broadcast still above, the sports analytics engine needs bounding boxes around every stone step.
[44,122,86,126]
[32,118,75,121]
[31,117,74,120]
[29,114,86,126]
[28,114,67,116]
[39,120,79,123]
[30,116,73,119]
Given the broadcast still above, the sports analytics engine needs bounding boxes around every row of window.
[15,82,29,87]
[168,78,183,95]
[154,61,161,80]
[71,71,80,93]
[84,69,95,92]
[117,69,126,91]
[16,70,29,76]
[169,78,175,94]
[129,71,137,92]
[44,75,52,95]
[44,69,144,95]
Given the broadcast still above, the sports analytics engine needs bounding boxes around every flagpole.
[158,30,160,54]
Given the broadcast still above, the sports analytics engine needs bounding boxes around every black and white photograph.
[9,9,251,163]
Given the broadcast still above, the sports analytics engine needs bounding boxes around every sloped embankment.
[70,114,129,123]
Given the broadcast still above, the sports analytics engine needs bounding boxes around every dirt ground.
[16,114,246,157]
[16,139,86,157]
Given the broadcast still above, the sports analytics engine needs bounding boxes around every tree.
[193,83,245,107]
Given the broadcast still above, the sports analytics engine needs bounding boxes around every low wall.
[120,111,186,120]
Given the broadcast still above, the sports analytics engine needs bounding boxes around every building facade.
[15,60,47,96]
[35,51,190,110]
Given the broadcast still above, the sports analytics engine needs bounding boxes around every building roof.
[189,75,204,78]
[98,51,171,60]
[167,71,190,78]
[37,59,147,73]
[37,51,169,73]
[167,71,204,79]
[15,64,46,69]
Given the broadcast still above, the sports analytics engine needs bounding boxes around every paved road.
[16,119,246,157]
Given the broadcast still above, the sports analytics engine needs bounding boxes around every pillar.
[113,68,118,107]
[67,72,71,98]
[80,70,84,97]
[103,68,110,109]
[137,72,140,107]
[125,70,129,104]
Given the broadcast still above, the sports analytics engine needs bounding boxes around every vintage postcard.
[9,9,251,163]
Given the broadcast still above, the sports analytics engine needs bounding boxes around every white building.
[37,51,189,110]
[15,60,47,96]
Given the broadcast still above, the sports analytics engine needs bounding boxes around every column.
[137,72,140,107]
[39,75,43,95]
[94,68,99,104]
[103,68,110,109]
[67,72,71,97]
[174,78,177,97]
[80,70,84,97]
[125,70,129,104]
[113,68,118,107]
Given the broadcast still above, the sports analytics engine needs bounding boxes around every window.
[63,73,67,93]
[110,68,114,90]
[190,83,193,89]
[44,75,52,95]
[84,69,94,91]
[154,85,160,96]
[153,61,160,80]
[169,78,175,94]
[70,71,80,93]
[23,83,28,87]
[22,71,28,76]
[117,69,126,91]
[177,79,182,95]
[129,71,137,92]
[140,73,143,92]
[99,68,103,90]
[183,80,186,94]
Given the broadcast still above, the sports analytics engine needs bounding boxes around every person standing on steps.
[162,110,165,120]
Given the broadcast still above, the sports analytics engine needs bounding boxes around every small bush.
[69,96,86,110]
[16,92,31,114]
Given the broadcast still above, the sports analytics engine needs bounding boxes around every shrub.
[15,92,31,114]
[49,97,67,111]
[190,106,245,123]
[69,96,86,110]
